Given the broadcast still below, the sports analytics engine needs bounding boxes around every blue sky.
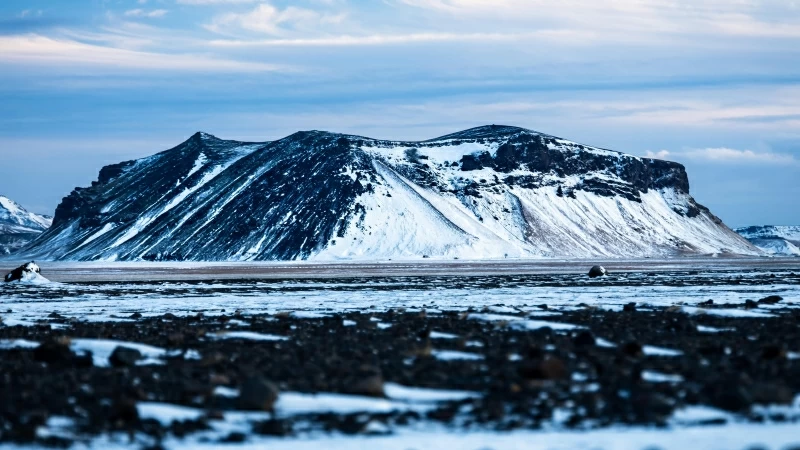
[0,0,798,227]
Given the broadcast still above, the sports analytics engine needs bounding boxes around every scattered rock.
[129,312,143,319]
[4,262,44,283]
[238,377,279,412]
[588,266,607,278]
[698,299,714,307]
[623,303,637,312]
[621,341,643,358]
[758,296,783,305]
[745,300,758,309]
[761,344,786,360]
[33,337,74,365]
[573,330,596,348]
[348,367,385,397]
[519,357,568,380]
[109,346,143,367]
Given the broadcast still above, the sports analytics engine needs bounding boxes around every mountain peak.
[429,125,537,142]
[190,131,220,142]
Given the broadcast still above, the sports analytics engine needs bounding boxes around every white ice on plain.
[209,331,288,341]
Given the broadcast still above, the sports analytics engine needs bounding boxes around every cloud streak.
[0,34,284,72]
[124,9,169,19]
[647,148,796,165]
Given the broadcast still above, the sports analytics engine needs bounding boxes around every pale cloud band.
[647,149,797,165]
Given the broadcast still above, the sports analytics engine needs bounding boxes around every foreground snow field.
[1,259,799,449]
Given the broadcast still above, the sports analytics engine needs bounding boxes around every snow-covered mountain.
[735,226,800,256]
[20,125,758,261]
[0,195,52,255]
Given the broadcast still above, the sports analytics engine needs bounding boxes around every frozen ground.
[1,258,799,449]
[0,259,798,324]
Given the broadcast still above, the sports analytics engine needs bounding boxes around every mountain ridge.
[735,225,800,256]
[18,125,758,261]
[0,195,53,256]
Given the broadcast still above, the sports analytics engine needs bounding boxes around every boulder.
[588,265,607,278]
[109,346,143,367]
[4,262,47,283]
[238,377,280,412]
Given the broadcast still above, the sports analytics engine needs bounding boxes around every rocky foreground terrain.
[2,299,800,448]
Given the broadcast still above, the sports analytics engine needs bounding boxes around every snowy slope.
[0,195,52,255]
[735,226,800,256]
[19,125,758,261]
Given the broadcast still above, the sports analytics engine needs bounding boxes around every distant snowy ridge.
[735,226,800,256]
[18,125,758,261]
[0,195,52,255]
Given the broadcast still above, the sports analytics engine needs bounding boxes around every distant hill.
[735,226,800,256]
[0,196,52,256]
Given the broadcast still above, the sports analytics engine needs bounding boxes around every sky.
[0,0,798,227]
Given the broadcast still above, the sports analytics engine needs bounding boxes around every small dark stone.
[349,374,385,397]
[110,397,139,426]
[109,346,143,367]
[238,377,279,412]
[744,299,758,309]
[33,338,74,365]
[761,344,786,360]
[623,302,637,312]
[48,312,64,319]
[621,341,643,358]
[588,266,607,278]
[129,312,143,319]
[698,299,714,307]
[221,432,247,443]
[254,419,293,436]
[163,313,177,320]
[758,295,783,305]
[573,330,596,347]
[519,358,567,380]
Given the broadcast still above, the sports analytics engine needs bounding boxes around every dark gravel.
[1,306,800,447]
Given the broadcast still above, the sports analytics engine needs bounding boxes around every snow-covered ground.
[2,260,799,449]
[1,260,797,323]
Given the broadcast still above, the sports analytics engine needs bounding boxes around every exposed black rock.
[109,346,143,367]
[758,295,783,305]
[588,266,607,278]
[238,377,279,412]
[4,262,42,283]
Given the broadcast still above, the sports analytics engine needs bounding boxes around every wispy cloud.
[646,148,796,165]
[205,3,346,36]
[176,0,260,4]
[645,150,671,160]
[0,34,284,72]
[124,9,169,19]
[19,9,44,18]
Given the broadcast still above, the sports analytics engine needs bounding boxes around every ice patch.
[643,345,683,357]
[642,370,684,383]
[209,331,288,341]
[432,350,484,361]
